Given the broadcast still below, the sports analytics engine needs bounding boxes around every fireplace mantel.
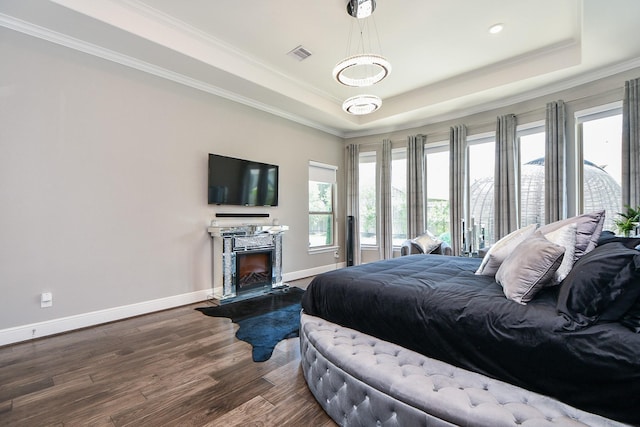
[207,221,288,303]
[207,224,289,237]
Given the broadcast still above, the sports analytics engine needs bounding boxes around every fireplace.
[207,222,287,303]
[236,249,273,294]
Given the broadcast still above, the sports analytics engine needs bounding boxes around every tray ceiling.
[1,0,640,137]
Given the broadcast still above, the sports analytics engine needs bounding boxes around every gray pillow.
[495,233,566,304]
[475,224,537,276]
[537,210,605,261]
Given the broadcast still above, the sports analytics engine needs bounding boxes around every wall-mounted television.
[208,154,279,206]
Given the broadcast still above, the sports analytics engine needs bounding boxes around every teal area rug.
[195,287,305,362]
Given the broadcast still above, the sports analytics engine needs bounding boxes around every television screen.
[208,154,279,206]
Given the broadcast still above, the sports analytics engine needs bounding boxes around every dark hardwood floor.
[0,286,335,426]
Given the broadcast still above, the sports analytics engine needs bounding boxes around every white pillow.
[541,223,577,285]
[475,224,537,276]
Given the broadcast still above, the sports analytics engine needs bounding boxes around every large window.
[576,104,623,231]
[518,123,545,227]
[468,134,495,247]
[308,161,337,249]
[359,151,377,245]
[425,143,450,244]
[391,148,407,246]
[358,147,408,247]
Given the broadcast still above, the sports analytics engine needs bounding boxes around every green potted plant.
[614,205,640,237]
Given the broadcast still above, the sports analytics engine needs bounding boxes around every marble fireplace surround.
[207,220,288,303]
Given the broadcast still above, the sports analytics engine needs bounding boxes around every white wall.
[0,28,344,340]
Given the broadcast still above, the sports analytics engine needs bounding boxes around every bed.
[300,212,640,426]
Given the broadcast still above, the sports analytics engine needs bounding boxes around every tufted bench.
[300,312,628,427]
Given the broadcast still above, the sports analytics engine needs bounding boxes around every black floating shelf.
[215,213,270,218]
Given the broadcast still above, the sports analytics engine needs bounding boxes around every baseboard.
[0,289,210,347]
[282,262,345,283]
[0,263,345,348]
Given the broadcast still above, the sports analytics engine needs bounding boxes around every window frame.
[466,132,496,247]
[574,101,623,230]
[424,140,450,241]
[516,120,546,227]
[358,149,380,248]
[390,146,408,246]
[308,161,338,254]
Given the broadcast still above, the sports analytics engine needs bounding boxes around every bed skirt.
[299,312,628,427]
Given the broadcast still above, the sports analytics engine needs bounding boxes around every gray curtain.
[345,144,361,265]
[494,114,519,238]
[622,78,640,208]
[449,125,467,256]
[407,134,426,237]
[545,100,567,223]
[380,139,393,259]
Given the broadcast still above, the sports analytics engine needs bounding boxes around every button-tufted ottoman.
[300,312,628,427]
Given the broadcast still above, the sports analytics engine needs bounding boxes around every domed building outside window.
[470,158,622,242]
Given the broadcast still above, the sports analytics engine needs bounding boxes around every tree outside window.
[359,152,377,245]
[309,181,334,247]
[309,162,337,248]
[425,144,450,243]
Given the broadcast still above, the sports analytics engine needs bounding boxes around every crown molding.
[3,8,639,141]
[342,57,640,139]
[0,13,345,138]
[53,0,341,104]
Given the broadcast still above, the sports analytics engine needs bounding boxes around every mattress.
[301,254,640,425]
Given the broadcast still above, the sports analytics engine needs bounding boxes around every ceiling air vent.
[287,45,312,61]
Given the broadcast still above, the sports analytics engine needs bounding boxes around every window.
[425,142,450,244]
[468,134,496,246]
[518,122,545,227]
[359,151,377,245]
[309,161,337,249]
[576,104,623,232]
[391,148,407,246]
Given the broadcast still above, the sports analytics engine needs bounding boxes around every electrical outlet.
[41,292,53,308]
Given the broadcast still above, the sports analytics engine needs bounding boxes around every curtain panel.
[449,125,467,256]
[345,144,361,265]
[407,134,426,238]
[494,114,519,239]
[380,139,393,259]
[622,78,640,208]
[545,100,567,223]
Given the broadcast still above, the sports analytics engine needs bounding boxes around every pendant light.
[334,0,390,115]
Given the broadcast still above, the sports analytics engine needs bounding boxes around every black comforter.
[301,255,640,425]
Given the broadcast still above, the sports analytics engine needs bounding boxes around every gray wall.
[0,28,344,332]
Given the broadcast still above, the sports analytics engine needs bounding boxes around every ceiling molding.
[342,57,640,139]
[0,13,345,138]
[125,0,341,101]
[3,1,640,141]
[50,0,343,105]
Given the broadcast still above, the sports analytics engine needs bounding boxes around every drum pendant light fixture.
[342,94,382,115]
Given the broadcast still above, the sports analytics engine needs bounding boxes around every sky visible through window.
[583,115,622,185]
